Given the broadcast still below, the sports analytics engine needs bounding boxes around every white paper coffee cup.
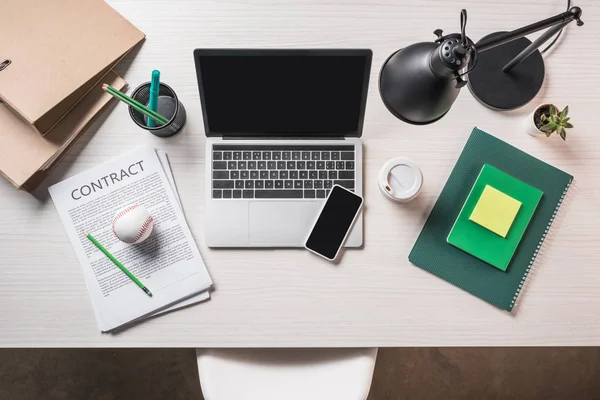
[378,157,423,202]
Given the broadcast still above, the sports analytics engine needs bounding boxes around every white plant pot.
[525,103,552,137]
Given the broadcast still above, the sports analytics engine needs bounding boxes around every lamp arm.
[501,22,568,72]
[475,6,583,53]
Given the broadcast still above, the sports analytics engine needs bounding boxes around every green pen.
[85,232,152,297]
[147,70,161,127]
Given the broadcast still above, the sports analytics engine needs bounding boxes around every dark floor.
[1,348,599,399]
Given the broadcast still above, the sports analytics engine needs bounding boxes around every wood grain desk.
[0,0,599,347]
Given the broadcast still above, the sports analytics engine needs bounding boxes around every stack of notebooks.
[409,127,573,311]
[0,0,144,191]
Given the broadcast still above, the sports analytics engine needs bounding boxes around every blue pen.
[147,70,161,127]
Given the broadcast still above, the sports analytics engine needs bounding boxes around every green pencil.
[103,84,168,125]
[101,84,169,126]
[85,232,152,297]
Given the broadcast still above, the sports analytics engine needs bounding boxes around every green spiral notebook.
[409,127,573,311]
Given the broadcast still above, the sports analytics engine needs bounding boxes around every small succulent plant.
[539,105,573,140]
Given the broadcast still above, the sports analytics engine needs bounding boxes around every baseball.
[112,204,154,244]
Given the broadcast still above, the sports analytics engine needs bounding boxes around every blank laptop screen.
[196,50,371,136]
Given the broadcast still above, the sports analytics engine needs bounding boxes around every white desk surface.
[1,0,599,348]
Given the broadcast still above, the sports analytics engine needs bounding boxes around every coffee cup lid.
[379,157,423,202]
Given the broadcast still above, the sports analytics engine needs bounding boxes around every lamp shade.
[379,41,464,125]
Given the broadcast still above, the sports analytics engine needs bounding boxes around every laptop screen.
[195,49,372,137]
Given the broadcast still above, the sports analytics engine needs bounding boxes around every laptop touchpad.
[249,201,321,247]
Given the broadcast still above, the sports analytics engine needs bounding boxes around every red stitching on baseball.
[132,215,153,243]
[112,205,142,243]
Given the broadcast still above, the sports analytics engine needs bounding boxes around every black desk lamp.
[379,6,584,125]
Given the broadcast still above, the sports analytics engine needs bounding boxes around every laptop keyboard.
[211,145,356,199]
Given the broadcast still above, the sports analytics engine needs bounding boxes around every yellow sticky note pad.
[469,185,522,238]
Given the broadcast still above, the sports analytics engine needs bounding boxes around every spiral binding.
[510,178,573,310]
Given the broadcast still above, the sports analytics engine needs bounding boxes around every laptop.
[194,49,372,247]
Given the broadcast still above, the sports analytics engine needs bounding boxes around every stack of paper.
[49,147,212,332]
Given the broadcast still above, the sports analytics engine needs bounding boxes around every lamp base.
[468,32,545,110]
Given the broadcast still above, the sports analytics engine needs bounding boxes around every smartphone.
[305,185,364,261]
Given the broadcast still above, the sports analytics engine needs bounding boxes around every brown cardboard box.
[0,0,144,135]
[0,71,127,191]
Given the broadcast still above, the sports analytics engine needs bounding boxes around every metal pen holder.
[128,82,186,137]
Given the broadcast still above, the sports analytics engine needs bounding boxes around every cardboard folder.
[0,71,127,191]
[0,0,144,135]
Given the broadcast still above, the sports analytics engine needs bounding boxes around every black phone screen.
[305,186,363,260]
